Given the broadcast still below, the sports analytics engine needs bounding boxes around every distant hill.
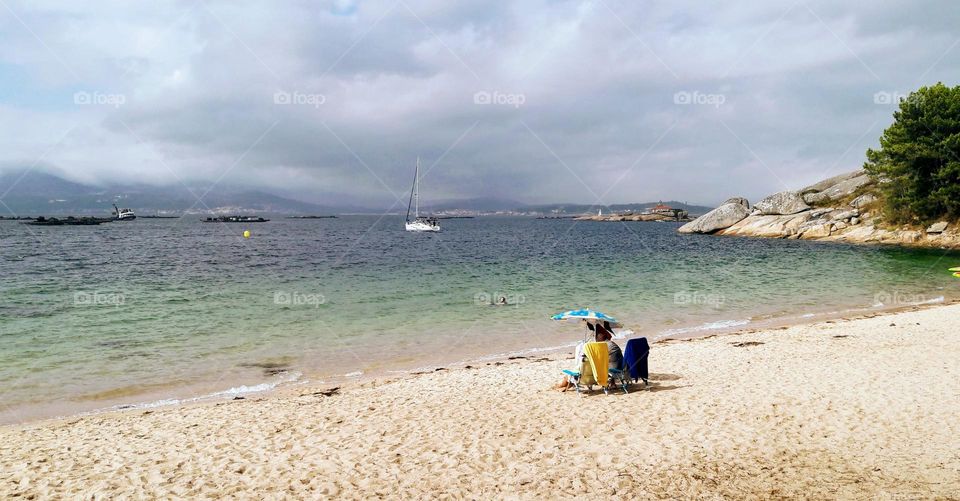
[422,197,526,212]
[0,171,348,216]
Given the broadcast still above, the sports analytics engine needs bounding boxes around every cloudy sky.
[1,0,959,208]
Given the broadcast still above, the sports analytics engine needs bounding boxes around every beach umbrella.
[551,308,620,326]
[551,308,621,345]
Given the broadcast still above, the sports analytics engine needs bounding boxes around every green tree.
[864,82,960,223]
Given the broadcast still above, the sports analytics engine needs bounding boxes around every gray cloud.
[1,0,959,208]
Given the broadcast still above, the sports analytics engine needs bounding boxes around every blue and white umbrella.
[551,308,619,326]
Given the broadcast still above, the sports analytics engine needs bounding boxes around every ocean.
[1,216,958,423]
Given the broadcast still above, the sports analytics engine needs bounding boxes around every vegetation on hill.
[864,83,960,224]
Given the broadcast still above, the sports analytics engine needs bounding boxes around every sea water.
[1,216,957,422]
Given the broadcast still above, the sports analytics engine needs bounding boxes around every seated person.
[555,323,622,391]
[595,321,623,370]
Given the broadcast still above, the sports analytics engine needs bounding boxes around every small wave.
[104,371,302,413]
[656,319,751,339]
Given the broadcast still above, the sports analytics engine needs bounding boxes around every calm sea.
[1,216,958,422]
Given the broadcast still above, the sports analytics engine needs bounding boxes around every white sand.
[3,304,960,499]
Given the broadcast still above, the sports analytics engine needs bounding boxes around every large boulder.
[799,221,833,239]
[926,221,948,234]
[800,170,866,194]
[678,201,751,234]
[803,174,874,205]
[722,197,750,208]
[900,230,922,243]
[752,191,810,215]
[850,193,877,208]
[828,209,859,221]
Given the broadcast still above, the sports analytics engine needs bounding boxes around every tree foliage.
[864,83,960,223]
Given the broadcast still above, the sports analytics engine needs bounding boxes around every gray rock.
[720,212,810,238]
[678,202,751,234]
[850,217,860,225]
[722,197,750,209]
[926,221,948,234]
[828,209,859,221]
[900,230,922,243]
[850,193,877,208]
[803,174,874,204]
[800,222,832,239]
[810,208,835,218]
[800,170,865,194]
[752,191,810,215]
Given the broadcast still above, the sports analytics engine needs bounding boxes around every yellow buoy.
[243,230,251,238]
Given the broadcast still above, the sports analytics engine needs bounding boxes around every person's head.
[595,329,612,342]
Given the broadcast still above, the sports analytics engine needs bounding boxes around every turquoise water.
[1,216,958,422]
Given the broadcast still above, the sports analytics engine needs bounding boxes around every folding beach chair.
[622,337,650,388]
[607,356,629,395]
[561,342,611,394]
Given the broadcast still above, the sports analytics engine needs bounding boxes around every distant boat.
[112,204,136,221]
[405,157,440,232]
[203,215,270,223]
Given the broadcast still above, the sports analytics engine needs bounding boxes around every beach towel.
[622,337,649,382]
[583,342,609,387]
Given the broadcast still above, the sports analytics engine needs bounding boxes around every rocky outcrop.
[752,191,810,215]
[678,200,751,234]
[680,169,960,249]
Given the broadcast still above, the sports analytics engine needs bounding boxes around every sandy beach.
[3,303,960,499]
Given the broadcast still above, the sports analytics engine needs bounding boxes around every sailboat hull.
[405,220,440,232]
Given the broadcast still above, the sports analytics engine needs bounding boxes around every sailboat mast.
[414,156,420,218]
[405,157,417,222]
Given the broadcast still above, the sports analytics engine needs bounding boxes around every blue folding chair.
[622,337,650,388]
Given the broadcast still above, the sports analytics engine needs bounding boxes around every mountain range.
[0,171,713,216]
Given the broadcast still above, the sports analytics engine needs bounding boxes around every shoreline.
[3,297,955,427]
[4,301,959,498]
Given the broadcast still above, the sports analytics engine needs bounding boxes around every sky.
[1,0,959,209]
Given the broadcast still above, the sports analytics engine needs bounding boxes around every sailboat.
[405,157,440,232]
